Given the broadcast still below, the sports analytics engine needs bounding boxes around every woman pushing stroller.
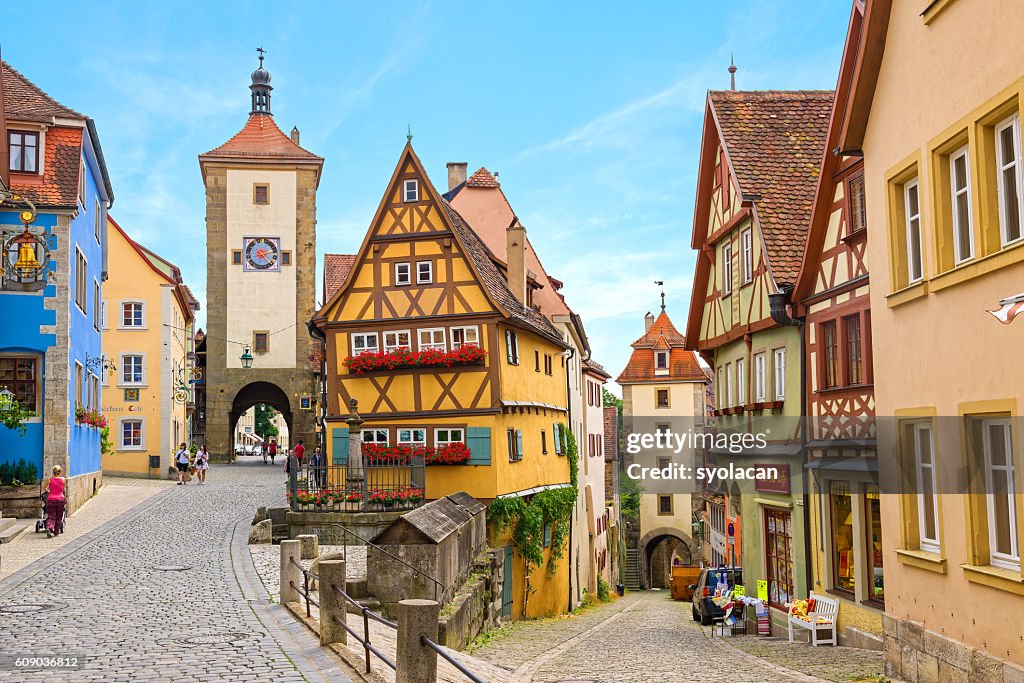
[43,465,67,538]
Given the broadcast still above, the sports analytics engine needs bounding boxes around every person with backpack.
[194,444,210,485]
[175,443,190,485]
[269,440,277,465]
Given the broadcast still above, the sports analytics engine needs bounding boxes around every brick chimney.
[645,312,655,332]
[447,162,467,191]
[290,126,300,145]
[507,217,527,305]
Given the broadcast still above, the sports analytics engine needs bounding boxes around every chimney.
[447,162,467,191]
[645,312,655,332]
[290,126,300,145]
[506,217,527,305]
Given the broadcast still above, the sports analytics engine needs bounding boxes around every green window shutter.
[332,427,350,465]
[515,429,523,459]
[465,427,491,465]
[553,423,562,454]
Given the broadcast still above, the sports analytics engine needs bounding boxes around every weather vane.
[256,46,267,66]
[654,280,665,311]
[407,124,413,143]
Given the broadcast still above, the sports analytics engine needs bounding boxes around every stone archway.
[228,382,292,460]
[639,527,693,589]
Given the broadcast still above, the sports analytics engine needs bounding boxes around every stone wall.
[883,613,1024,682]
[285,509,403,545]
[44,215,71,480]
[438,549,504,650]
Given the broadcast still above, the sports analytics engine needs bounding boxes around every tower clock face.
[243,237,280,271]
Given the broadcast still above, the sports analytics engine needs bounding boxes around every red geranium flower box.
[343,345,486,374]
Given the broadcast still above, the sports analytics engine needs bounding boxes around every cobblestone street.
[0,459,347,683]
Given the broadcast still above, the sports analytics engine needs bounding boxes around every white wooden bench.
[787,592,838,646]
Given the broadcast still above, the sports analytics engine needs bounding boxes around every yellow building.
[313,143,573,619]
[102,217,198,476]
[841,1,1024,679]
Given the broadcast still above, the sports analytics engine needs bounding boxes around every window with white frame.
[403,179,419,202]
[74,361,84,409]
[904,179,924,283]
[351,332,379,355]
[120,419,143,449]
[949,145,974,264]
[416,261,432,284]
[75,248,87,313]
[741,228,753,283]
[505,329,519,365]
[383,330,411,352]
[89,373,99,411]
[398,428,426,447]
[982,418,1019,570]
[418,328,446,352]
[93,281,100,331]
[773,348,786,400]
[725,362,734,407]
[995,113,1023,246]
[754,352,766,402]
[121,354,144,385]
[394,262,411,286]
[450,326,479,349]
[722,243,733,295]
[913,422,941,553]
[94,198,102,244]
[121,301,144,328]
[736,358,745,405]
[717,367,725,408]
[361,429,389,446]
[655,351,669,371]
[101,299,108,330]
[435,428,464,448]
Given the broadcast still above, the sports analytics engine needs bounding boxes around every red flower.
[343,345,486,374]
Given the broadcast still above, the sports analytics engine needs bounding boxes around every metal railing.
[289,556,320,618]
[287,455,426,513]
[330,581,397,673]
[421,635,487,683]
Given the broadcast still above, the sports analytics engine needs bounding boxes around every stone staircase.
[624,548,641,590]
[0,513,34,544]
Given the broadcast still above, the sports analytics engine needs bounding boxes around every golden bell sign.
[14,231,42,274]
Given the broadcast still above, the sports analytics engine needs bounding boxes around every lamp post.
[240,346,254,369]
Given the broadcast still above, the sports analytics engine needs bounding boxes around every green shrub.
[0,459,37,486]
[597,577,611,602]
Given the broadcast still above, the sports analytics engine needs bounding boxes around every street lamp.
[240,346,254,369]
[0,387,15,418]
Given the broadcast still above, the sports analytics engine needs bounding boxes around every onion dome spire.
[250,47,273,115]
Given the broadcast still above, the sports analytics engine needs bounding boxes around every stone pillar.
[280,539,301,604]
[345,400,365,483]
[318,560,347,645]
[396,599,440,683]
[297,533,319,560]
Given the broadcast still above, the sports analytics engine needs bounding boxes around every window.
[435,428,464,447]
[764,509,794,609]
[505,330,519,365]
[534,350,540,372]
[74,362,84,409]
[717,367,725,408]
[253,183,269,205]
[754,353,766,402]
[351,333,379,355]
[121,302,144,328]
[120,419,143,449]
[655,351,669,371]
[735,358,745,405]
[822,321,839,388]
[362,429,389,446]
[949,145,974,263]
[121,354,144,385]
[912,423,941,553]
[656,389,669,408]
[416,261,432,284]
[0,357,39,411]
[403,179,419,202]
[725,363,734,406]
[830,482,855,595]
[281,251,291,266]
[741,228,753,283]
[849,174,867,233]
[93,281,101,331]
[383,330,411,352]
[658,495,673,515]
[232,250,242,265]
[507,428,523,462]
[450,326,478,349]
[995,114,1023,246]
[398,428,427,447]
[544,354,552,376]
[865,486,884,604]
[773,349,786,401]
[904,179,924,283]
[75,248,88,313]
[982,418,1019,570]
[542,430,548,454]
[394,262,411,286]
[101,299,108,330]
[418,328,446,352]
[845,315,862,385]
[79,159,87,205]
[90,373,100,411]
[722,243,733,295]
[94,199,103,244]
[8,131,39,172]
[543,523,552,547]
[253,332,269,353]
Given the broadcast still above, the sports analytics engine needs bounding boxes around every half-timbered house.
[313,143,572,618]
[685,88,832,630]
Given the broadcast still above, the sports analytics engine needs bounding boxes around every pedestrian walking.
[310,446,326,489]
[194,444,210,484]
[175,442,190,485]
[269,440,277,465]
[261,440,268,465]
[43,465,67,538]
[294,439,305,465]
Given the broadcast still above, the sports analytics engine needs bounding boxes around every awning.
[804,457,878,473]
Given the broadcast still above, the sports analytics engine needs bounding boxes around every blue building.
[0,60,113,513]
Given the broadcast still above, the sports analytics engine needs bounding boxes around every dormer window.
[655,351,669,374]
[8,131,39,173]
[403,179,419,202]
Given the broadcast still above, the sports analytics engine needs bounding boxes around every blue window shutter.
[332,427,350,465]
[553,423,561,454]
[466,427,491,465]
[515,429,523,459]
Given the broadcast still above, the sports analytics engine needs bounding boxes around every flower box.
[74,407,108,429]
[344,345,486,374]
[362,443,471,466]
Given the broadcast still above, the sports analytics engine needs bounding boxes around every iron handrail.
[421,635,488,683]
[331,581,397,673]
[331,614,396,671]
[289,556,320,617]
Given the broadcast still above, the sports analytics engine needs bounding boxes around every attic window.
[655,351,669,372]
[8,131,39,173]
[403,179,419,202]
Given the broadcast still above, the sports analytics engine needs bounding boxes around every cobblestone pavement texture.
[249,544,366,602]
[718,629,885,682]
[0,460,350,683]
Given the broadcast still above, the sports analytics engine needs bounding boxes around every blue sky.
[5,1,850,391]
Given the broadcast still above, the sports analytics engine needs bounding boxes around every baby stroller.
[34,488,67,535]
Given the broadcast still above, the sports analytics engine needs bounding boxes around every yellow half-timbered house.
[313,143,572,618]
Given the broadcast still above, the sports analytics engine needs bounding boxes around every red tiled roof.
[1,61,82,122]
[583,358,611,380]
[466,167,499,188]
[323,253,356,301]
[629,311,686,348]
[9,126,82,207]
[201,114,323,162]
[710,90,833,287]
[181,284,201,311]
[617,310,706,384]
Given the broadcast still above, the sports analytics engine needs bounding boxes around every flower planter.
[344,346,487,374]
[0,483,42,518]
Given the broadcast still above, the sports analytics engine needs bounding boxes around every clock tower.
[198,52,324,461]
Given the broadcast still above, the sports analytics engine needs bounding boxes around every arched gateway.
[195,53,324,461]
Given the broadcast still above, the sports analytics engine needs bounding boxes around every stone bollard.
[297,533,319,560]
[396,599,440,683]
[280,539,302,605]
[318,560,348,646]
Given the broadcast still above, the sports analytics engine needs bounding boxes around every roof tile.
[617,310,707,384]
[9,126,82,207]
[201,114,323,161]
[466,167,499,188]
[323,253,356,301]
[1,61,82,122]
